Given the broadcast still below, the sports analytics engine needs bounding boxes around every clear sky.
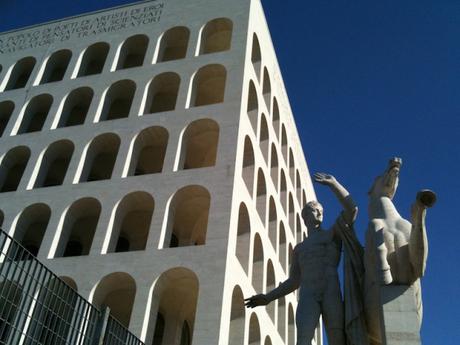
[1,0,459,344]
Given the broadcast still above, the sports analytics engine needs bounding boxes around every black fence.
[0,229,144,345]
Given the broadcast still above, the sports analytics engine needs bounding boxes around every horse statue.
[363,157,436,345]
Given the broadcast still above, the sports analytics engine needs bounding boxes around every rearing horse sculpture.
[364,157,435,345]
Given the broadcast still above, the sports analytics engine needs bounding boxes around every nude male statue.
[245,173,359,345]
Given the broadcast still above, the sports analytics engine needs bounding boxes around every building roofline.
[0,0,161,36]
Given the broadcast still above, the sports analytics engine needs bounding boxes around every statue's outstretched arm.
[314,172,358,224]
[245,247,300,308]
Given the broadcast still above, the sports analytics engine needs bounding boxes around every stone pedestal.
[380,285,422,345]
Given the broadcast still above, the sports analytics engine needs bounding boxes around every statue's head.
[302,200,323,229]
[368,157,402,200]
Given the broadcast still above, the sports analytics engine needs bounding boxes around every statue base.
[379,284,422,345]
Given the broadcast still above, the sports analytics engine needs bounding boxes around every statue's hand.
[314,172,337,186]
[244,294,269,308]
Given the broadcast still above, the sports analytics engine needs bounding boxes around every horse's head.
[368,157,402,200]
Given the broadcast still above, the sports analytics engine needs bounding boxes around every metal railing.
[0,229,144,345]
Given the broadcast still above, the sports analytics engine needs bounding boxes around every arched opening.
[128,126,168,176]
[179,119,219,170]
[164,185,210,248]
[288,304,295,345]
[92,272,136,327]
[0,146,30,192]
[266,260,276,322]
[191,64,226,106]
[251,34,261,80]
[288,244,293,269]
[55,197,100,257]
[199,18,233,54]
[279,222,287,272]
[278,297,286,341]
[0,210,4,227]
[242,137,255,196]
[157,26,190,62]
[259,113,269,163]
[248,313,260,345]
[264,336,272,345]
[5,56,36,90]
[289,148,295,182]
[77,42,109,77]
[270,144,278,189]
[13,203,51,257]
[0,100,14,137]
[255,169,267,225]
[0,280,23,343]
[302,190,307,212]
[296,170,302,202]
[247,81,258,133]
[228,286,245,345]
[99,80,136,121]
[280,170,287,214]
[57,87,93,127]
[251,234,263,293]
[281,125,288,163]
[143,72,180,114]
[39,49,72,84]
[34,140,74,188]
[235,203,250,274]
[79,133,120,182]
[272,98,280,139]
[17,94,53,134]
[116,34,149,70]
[145,268,199,345]
[60,276,78,291]
[262,68,271,110]
[268,197,277,249]
[107,191,154,253]
[288,193,295,233]
[296,213,303,243]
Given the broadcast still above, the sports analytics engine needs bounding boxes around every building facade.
[0,0,321,344]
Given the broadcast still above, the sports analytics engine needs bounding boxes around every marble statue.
[245,173,368,345]
[364,157,435,345]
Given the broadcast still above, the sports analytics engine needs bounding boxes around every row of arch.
[0,17,233,91]
[0,120,219,193]
[4,185,210,259]
[0,64,226,138]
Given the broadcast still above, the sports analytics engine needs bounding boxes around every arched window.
[258,113,269,163]
[157,26,190,62]
[266,260,276,322]
[262,68,271,110]
[116,34,149,70]
[288,193,295,233]
[13,203,51,257]
[145,268,199,345]
[296,213,303,243]
[279,222,287,272]
[247,81,258,133]
[264,337,272,345]
[190,64,226,106]
[39,49,72,84]
[288,304,295,345]
[256,169,267,225]
[164,185,210,248]
[17,94,53,134]
[0,146,30,192]
[55,197,100,257]
[248,313,261,345]
[280,170,287,214]
[79,133,120,182]
[278,297,286,341]
[107,191,154,253]
[77,42,109,77]
[199,18,233,54]
[92,272,136,327]
[289,148,295,182]
[128,126,168,176]
[302,190,307,211]
[242,137,255,196]
[268,197,277,249]
[34,139,74,188]
[4,56,36,90]
[228,286,245,345]
[288,243,293,268]
[0,100,14,137]
[270,144,279,189]
[179,119,219,169]
[57,87,93,127]
[143,72,180,114]
[99,80,136,121]
[251,234,263,292]
[251,34,262,80]
[272,98,280,139]
[235,203,250,274]
[296,170,302,202]
[281,125,288,163]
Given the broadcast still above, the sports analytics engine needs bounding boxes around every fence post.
[92,306,111,345]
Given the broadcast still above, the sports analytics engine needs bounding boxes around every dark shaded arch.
[199,18,233,54]
[143,72,180,114]
[229,285,245,345]
[5,56,36,90]
[259,113,269,162]
[157,26,190,62]
[17,94,53,134]
[256,169,267,225]
[57,87,93,127]
[191,64,226,106]
[262,67,271,109]
[99,80,136,121]
[0,146,30,192]
[116,34,149,70]
[247,81,258,133]
[251,34,261,80]
[40,49,72,84]
[0,101,14,137]
[251,234,264,292]
[242,137,255,196]
[78,42,109,76]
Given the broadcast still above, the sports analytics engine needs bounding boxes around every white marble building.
[0,0,321,344]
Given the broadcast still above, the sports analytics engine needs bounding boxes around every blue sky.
[1,0,459,344]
